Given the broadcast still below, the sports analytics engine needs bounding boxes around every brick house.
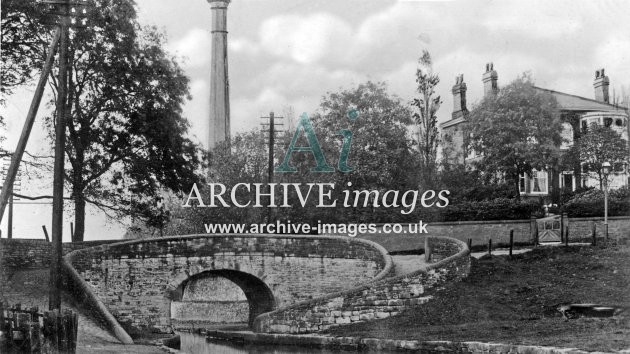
[440,64,629,203]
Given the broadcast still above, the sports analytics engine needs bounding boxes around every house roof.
[534,87,627,112]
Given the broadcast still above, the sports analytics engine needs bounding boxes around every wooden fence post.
[592,221,597,246]
[487,239,492,256]
[29,306,41,353]
[509,230,514,257]
[560,213,569,247]
[42,225,50,242]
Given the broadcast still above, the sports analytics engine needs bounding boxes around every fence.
[0,303,78,353]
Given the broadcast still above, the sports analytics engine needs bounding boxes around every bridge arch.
[168,269,275,327]
[63,234,392,340]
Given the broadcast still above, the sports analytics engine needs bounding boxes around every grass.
[327,242,630,352]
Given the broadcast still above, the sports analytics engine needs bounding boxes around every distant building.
[440,65,629,202]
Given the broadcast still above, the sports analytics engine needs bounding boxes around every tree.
[0,0,49,143]
[575,123,627,189]
[123,130,268,238]
[276,81,418,223]
[466,74,563,198]
[164,82,419,232]
[34,0,203,241]
[0,0,48,98]
[411,50,441,188]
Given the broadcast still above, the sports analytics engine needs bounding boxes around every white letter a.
[182,183,206,207]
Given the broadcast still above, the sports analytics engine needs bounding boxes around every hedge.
[564,187,630,217]
[417,198,544,222]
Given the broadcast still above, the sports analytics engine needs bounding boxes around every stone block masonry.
[567,216,630,241]
[0,239,120,272]
[62,234,393,339]
[0,239,119,293]
[253,236,470,334]
[357,216,630,252]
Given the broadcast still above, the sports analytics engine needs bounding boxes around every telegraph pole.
[43,0,89,311]
[261,112,284,224]
[49,2,70,311]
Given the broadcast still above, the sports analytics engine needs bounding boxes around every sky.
[1,0,629,240]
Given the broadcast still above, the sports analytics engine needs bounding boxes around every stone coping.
[203,329,615,353]
[253,236,469,332]
[62,233,393,345]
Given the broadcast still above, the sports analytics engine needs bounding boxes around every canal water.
[178,331,347,354]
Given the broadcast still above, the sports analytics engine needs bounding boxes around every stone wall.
[171,301,248,323]
[253,236,470,334]
[0,239,118,294]
[0,238,119,272]
[566,216,630,241]
[63,235,392,337]
[357,216,629,252]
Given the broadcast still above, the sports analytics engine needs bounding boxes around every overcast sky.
[136,0,630,149]
[2,0,629,240]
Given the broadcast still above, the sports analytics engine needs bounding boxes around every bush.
[417,197,544,222]
[564,186,630,217]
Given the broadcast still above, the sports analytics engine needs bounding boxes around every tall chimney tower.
[208,0,231,149]
[452,74,468,119]
[593,68,610,103]
[482,62,498,96]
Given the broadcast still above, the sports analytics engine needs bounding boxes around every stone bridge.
[62,235,392,339]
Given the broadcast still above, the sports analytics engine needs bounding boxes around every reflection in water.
[178,332,341,354]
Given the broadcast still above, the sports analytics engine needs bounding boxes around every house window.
[561,172,574,191]
[519,170,548,194]
[604,117,613,127]
[531,170,548,194]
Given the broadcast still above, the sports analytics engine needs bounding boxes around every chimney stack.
[452,74,468,119]
[482,62,498,96]
[593,68,610,103]
[208,0,231,150]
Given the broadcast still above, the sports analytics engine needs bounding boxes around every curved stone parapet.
[253,236,470,334]
[62,234,393,342]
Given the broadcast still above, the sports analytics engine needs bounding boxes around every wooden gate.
[537,216,562,243]
[0,303,78,353]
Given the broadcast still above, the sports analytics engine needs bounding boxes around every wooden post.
[267,111,274,224]
[7,189,13,239]
[563,212,569,247]
[17,312,31,351]
[592,221,597,246]
[50,13,70,312]
[531,216,539,246]
[29,306,41,353]
[467,238,472,251]
[42,226,50,242]
[509,230,514,257]
[424,237,432,263]
[70,222,74,241]
[487,239,492,256]
[560,212,564,242]
[70,311,78,351]
[0,28,61,224]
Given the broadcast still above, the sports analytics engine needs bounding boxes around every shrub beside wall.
[564,187,630,217]
[418,198,543,222]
